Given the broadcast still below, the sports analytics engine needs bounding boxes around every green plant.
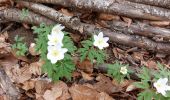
[20,8,29,20]
[78,38,106,64]
[134,64,170,100]
[12,35,28,56]
[32,23,76,81]
[107,61,130,83]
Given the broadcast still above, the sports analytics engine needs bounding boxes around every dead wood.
[23,0,170,20]
[0,8,55,25]
[126,0,170,9]
[13,1,170,54]
[0,67,20,100]
[103,20,170,41]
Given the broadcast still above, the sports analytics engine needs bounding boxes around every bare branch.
[103,20,170,41]
[126,0,170,9]
[23,0,170,20]
[0,8,55,25]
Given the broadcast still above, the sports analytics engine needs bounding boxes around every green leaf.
[107,61,129,83]
[134,82,149,89]
[137,90,153,100]
[137,67,151,82]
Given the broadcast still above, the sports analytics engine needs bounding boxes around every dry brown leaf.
[81,71,94,81]
[35,80,49,95]
[11,49,29,62]
[112,48,125,59]
[69,84,99,100]
[98,13,120,21]
[146,60,157,69]
[121,17,132,27]
[94,74,118,94]
[4,64,32,83]
[29,60,44,76]
[43,81,70,100]
[70,33,82,43]
[43,89,62,100]
[112,79,134,91]
[0,41,11,58]
[126,84,137,92]
[22,80,35,91]
[98,92,115,100]
[29,43,40,56]
[69,84,114,100]
[59,8,74,16]
[76,59,93,73]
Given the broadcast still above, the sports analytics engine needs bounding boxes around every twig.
[0,23,13,34]
[103,20,170,41]
[0,8,55,25]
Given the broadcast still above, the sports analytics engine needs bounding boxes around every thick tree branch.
[103,20,170,41]
[23,0,170,20]
[0,8,55,25]
[11,1,170,54]
[126,0,170,9]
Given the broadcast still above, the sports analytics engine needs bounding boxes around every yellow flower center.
[98,38,104,44]
[156,83,161,88]
[52,50,59,56]
[53,38,58,43]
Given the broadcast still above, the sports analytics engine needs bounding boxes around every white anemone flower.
[47,45,68,64]
[93,32,109,50]
[154,78,170,97]
[120,66,127,75]
[47,33,64,46]
[51,24,65,35]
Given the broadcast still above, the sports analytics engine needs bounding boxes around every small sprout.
[93,32,109,50]
[154,78,170,97]
[20,8,29,20]
[12,35,28,56]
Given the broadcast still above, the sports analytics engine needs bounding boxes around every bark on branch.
[11,1,170,54]
[0,8,55,25]
[23,0,170,20]
[126,0,170,9]
[103,20,170,41]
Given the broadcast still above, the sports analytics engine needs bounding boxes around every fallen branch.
[0,67,20,100]
[126,0,170,9]
[23,0,170,20]
[0,8,55,25]
[102,20,170,41]
[15,1,170,54]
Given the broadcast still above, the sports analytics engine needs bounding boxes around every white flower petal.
[98,32,103,38]
[94,35,98,41]
[50,58,58,64]
[93,32,109,50]
[103,37,109,42]
[159,78,168,85]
